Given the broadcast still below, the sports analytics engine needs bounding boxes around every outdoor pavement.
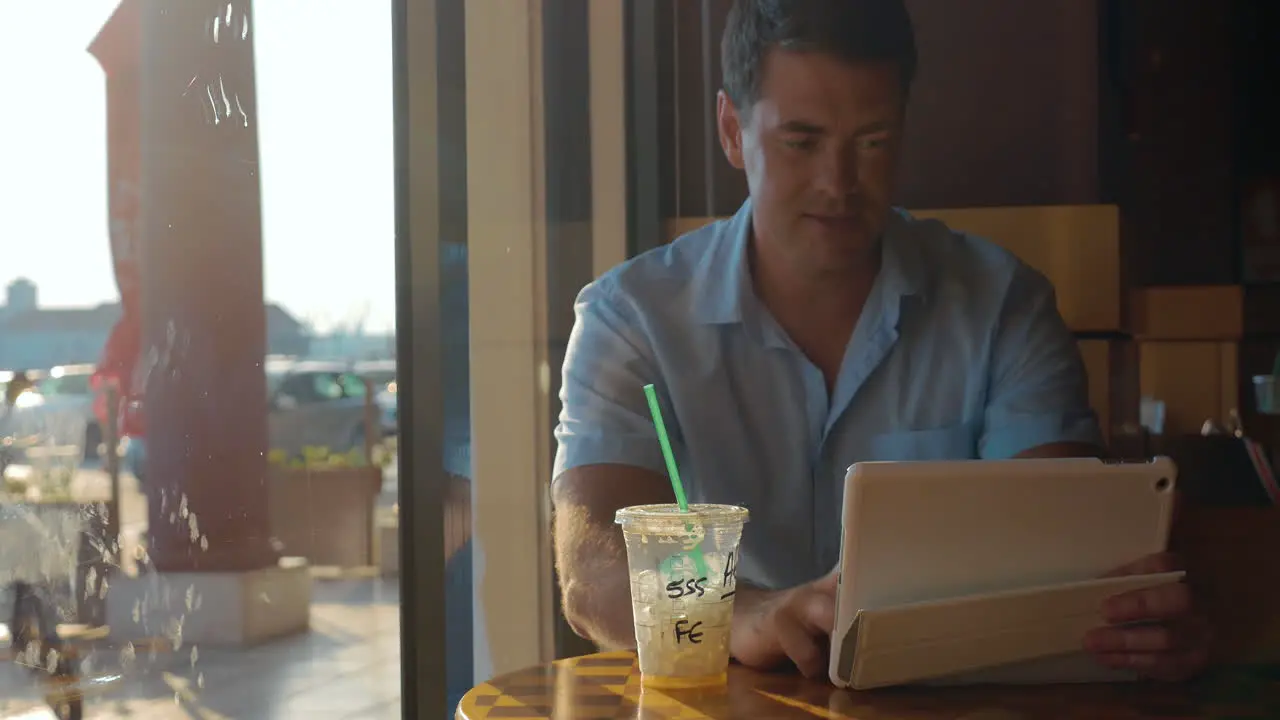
[1,577,404,719]
[1,460,410,719]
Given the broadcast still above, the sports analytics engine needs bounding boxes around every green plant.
[268,445,370,469]
[371,436,396,469]
[3,476,29,497]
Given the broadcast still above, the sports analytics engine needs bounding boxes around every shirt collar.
[688,201,754,325]
[689,201,928,326]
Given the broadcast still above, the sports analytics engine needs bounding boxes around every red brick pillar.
[95,0,278,573]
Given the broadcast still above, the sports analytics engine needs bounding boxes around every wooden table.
[456,651,1280,719]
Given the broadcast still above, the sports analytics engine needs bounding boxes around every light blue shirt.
[553,200,1101,590]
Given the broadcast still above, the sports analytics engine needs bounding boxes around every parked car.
[266,358,372,457]
[354,359,395,389]
[125,359,374,482]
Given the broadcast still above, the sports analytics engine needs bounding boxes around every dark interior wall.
[1235,2,1280,180]
[641,0,1108,218]
[544,0,610,660]
[1233,1,1280,284]
[631,0,1271,289]
[657,0,745,218]
[1112,0,1235,286]
[896,0,1101,208]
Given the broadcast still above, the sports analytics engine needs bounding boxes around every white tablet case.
[829,456,1180,689]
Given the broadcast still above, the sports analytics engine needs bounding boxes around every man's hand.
[1083,552,1212,681]
[730,570,838,679]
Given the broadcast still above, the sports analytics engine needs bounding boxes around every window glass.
[0,2,408,717]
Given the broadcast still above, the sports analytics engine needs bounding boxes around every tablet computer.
[828,456,1179,688]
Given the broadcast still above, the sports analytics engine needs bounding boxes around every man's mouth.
[805,214,861,230]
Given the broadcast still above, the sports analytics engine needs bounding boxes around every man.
[552,0,1210,682]
[4,371,33,408]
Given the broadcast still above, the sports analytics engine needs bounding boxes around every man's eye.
[857,135,891,151]
[783,137,817,152]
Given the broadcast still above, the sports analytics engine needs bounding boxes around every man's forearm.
[555,505,638,650]
[552,464,685,651]
[560,557,636,650]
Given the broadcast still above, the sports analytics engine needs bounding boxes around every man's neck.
[750,239,881,325]
[749,239,880,389]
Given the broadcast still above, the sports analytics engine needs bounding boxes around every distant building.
[265,305,312,358]
[307,332,395,362]
[0,279,310,371]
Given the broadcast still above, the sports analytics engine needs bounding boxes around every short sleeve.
[552,279,667,482]
[979,265,1104,459]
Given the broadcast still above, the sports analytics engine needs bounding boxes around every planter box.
[267,466,383,569]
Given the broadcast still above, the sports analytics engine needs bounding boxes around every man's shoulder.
[893,209,1051,299]
[584,219,729,309]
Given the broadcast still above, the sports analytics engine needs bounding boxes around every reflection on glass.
[0,1,404,717]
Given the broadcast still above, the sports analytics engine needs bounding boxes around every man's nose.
[814,147,859,199]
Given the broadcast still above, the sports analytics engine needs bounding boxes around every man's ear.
[716,90,746,170]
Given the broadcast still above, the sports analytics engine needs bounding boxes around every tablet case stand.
[833,570,1185,689]
[829,456,1182,689]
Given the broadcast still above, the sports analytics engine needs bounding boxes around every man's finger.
[1144,648,1211,683]
[812,569,840,594]
[1102,582,1192,624]
[1084,624,1176,654]
[774,608,826,679]
[1091,648,1209,682]
[1103,551,1182,578]
[796,588,837,636]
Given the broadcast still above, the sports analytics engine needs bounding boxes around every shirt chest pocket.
[867,424,978,461]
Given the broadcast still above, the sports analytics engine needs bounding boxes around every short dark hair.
[721,0,917,111]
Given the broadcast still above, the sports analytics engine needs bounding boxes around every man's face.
[718,51,905,274]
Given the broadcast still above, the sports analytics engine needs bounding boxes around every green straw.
[643,384,708,578]
[644,384,689,510]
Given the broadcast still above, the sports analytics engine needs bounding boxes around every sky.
[0,0,397,334]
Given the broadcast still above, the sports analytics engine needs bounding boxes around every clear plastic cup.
[615,503,748,687]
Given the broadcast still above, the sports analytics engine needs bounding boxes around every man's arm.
[550,278,840,676]
[551,279,673,648]
[981,264,1105,459]
[553,465,672,649]
[554,465,837,676]
[981,265,1210,680]
[1015,441,1102,459]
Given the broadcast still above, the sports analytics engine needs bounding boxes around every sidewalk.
[2,461,407,719]
[0,578,402,719]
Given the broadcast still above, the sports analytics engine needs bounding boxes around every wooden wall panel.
[1078,340,1112,439]
[1076,338,1140,443]
[705,0,745,213]
[666,206,1122,333]
[910,205,1121,332]
[658,0,747,218]
[1138,341,1239,435]
[1114,0,1235,286]
[673,0,711,217]
[897,0,1102,208]
[1129,286,1244,341]
[652,0,679,221]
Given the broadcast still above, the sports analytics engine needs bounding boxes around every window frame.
[395,0,448,715]
[398,0,632,711]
